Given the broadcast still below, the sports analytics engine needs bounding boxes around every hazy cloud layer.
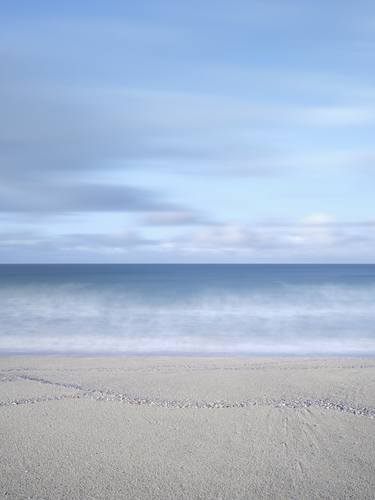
[141,211,213,226]
[1,216,374,263]
[0,182,179,213]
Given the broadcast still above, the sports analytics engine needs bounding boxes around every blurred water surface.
[1,264,374,355]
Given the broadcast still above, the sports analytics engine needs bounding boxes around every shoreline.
[2,351,375,357]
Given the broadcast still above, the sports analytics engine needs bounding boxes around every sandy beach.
[1,356,375,499]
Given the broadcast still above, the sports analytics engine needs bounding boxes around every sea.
[0,264,375,355]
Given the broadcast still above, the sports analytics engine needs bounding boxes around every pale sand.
[1,357,375,499]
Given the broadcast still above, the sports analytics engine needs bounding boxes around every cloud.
[0,182,178,213]
[160,215,375,260]
[302,213,336,225]
[178,225,257,248]
[0,231,44,248]
[0,229,156,261]
[141,210,212,226]
[2,45,375,235]
[60,230,156,252]
[3,51,374,190]
[1,4,375,264]
[1,214,375,263]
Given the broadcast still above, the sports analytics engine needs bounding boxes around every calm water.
[0,264,375,355]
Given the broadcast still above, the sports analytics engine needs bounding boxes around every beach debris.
[0,371,374,419]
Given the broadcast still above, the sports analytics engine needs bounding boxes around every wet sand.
[1,356,375,499]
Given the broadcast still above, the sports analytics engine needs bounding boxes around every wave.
[1,282,375,354]
[0,334,374,355]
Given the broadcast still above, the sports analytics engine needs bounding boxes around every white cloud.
[302,213,336,225]
[1,214,375,262]
[182,225,255,248]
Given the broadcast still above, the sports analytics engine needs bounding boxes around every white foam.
[1,282,375,354]
[0,334,374,355]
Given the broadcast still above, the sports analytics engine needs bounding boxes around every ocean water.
[0,264,375,355]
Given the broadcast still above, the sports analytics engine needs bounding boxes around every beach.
[1,356,375,499]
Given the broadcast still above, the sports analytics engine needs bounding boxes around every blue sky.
[1,0,375,262]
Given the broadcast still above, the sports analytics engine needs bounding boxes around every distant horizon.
[2,262,375,265]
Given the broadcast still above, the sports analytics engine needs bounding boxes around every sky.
[1,0,375,263]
